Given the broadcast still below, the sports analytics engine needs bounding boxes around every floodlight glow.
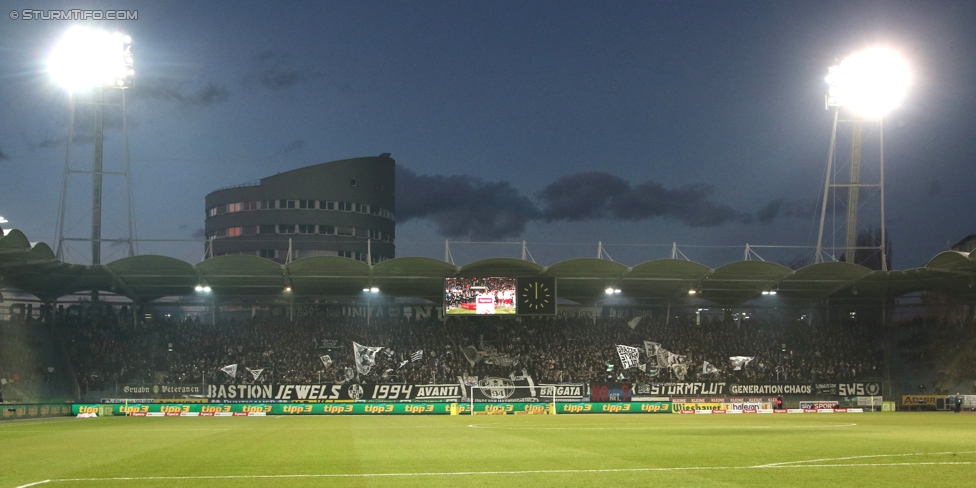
[688,289,697,295]
[202,286,211,293]
[284,286,292,293]
[370,287,379,293]
[605,287,614,295]
[825,47,910,118]
[47,27,133,92]
[194,285,203,292]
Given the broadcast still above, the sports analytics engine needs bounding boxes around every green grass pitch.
[2,413,974,487]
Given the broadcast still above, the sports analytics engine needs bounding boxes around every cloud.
[396,167,761,239]
[243,52,321,90]
[191,228,206,239]
[539,172,752,227]
[0,148,8,160]
[283,139,306,154]
[132,77,229,107]
[396,166,540,240]
[756,198,815,223]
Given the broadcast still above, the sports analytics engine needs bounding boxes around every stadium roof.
[1,228,974,305]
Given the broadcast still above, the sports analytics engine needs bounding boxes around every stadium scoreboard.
[444,276,557,316]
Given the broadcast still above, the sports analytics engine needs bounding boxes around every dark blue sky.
[1,1,974,267]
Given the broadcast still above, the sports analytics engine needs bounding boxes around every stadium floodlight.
[47,27,134,92]
[825,47,910,119]
[605,287,614,295]
[370,287,379,293]
[284,286,292,293]
[687,289,697,295]
[194,285,203,292]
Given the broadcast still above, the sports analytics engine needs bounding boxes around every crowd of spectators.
[53,304,886,392]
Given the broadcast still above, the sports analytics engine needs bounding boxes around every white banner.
[730,356,754,371]
[353,342,383,375]
[246,368,264,381]
[220,364,237,378]
[616,345,642,370]
[319,355,332,369]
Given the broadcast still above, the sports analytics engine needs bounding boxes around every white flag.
[671,362,688,381]
[615,345,642,370]
[246,368,264,381]
[320,355,332,369]
[411,350,424,362]
[627,317,642,329]
[220,364,237,378]
[398,360,409,369]
[702,361,718,375]
[353,342,383,375]
[730,356,754,371]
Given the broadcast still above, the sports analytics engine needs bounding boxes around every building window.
[262,200,275,209]
[337,226,354,236]
[278,224,295,234]
[298,224,316,234]
[242,226,258,236]
[227,227,242,237]
[227,202,243,213]
[369,206,380,216]
[350,178,357,187]
[259,249,276,259]
[299,199,315,209]
[319,225,335,235]
[320,200,334,210]
[259,225,276,234]
[278,199,296,209]
[245,201,260,211]
[354,228,368,238]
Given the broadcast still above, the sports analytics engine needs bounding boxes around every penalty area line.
[15,459,976,486]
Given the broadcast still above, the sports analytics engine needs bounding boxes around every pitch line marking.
[15,455,976,487]
[467,423,857,430]
[754,450,976,468]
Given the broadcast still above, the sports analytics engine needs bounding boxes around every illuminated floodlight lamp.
[825,47,910,119]
[48,27,134,92]
[370,287,379,293]
[195,285,212,294]
[284,286,292,293]
[604,287,621,295]
[687,289,697,295]
[761,290,777,296]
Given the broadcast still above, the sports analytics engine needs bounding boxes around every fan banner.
[220,364,237,378]
[205,383,464,401]
[615,345,642,370]
[246,368,264,381]
[729,356,754,371]
[353,342,383,375]
[466,375,539,402]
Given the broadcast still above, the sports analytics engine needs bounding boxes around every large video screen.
[444,277,516,315]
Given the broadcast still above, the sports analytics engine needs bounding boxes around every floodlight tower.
[815,48,910,271]
[48,28,136,266]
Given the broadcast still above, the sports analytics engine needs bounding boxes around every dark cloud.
[0,148,8,160]
[243,52,321,90]
[191,227,206,239]
[133,77,229,107]
[539,172,752,227]
[396,166,540,240]
[756,198,815,224]
[283,139,306,153]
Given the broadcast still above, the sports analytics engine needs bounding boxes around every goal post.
[465,385,564,415]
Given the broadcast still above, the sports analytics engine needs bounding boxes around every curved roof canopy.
[1,229,974,305]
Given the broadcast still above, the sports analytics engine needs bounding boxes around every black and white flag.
[616,345,642,370]
[411,350,424,362]
[353,342,383,375]
[319,355,332,369]
[702,361,718,375]
[398,360,409,369]
[220,364,238,378]
[246,368,264,381]
[730,356,754,371]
